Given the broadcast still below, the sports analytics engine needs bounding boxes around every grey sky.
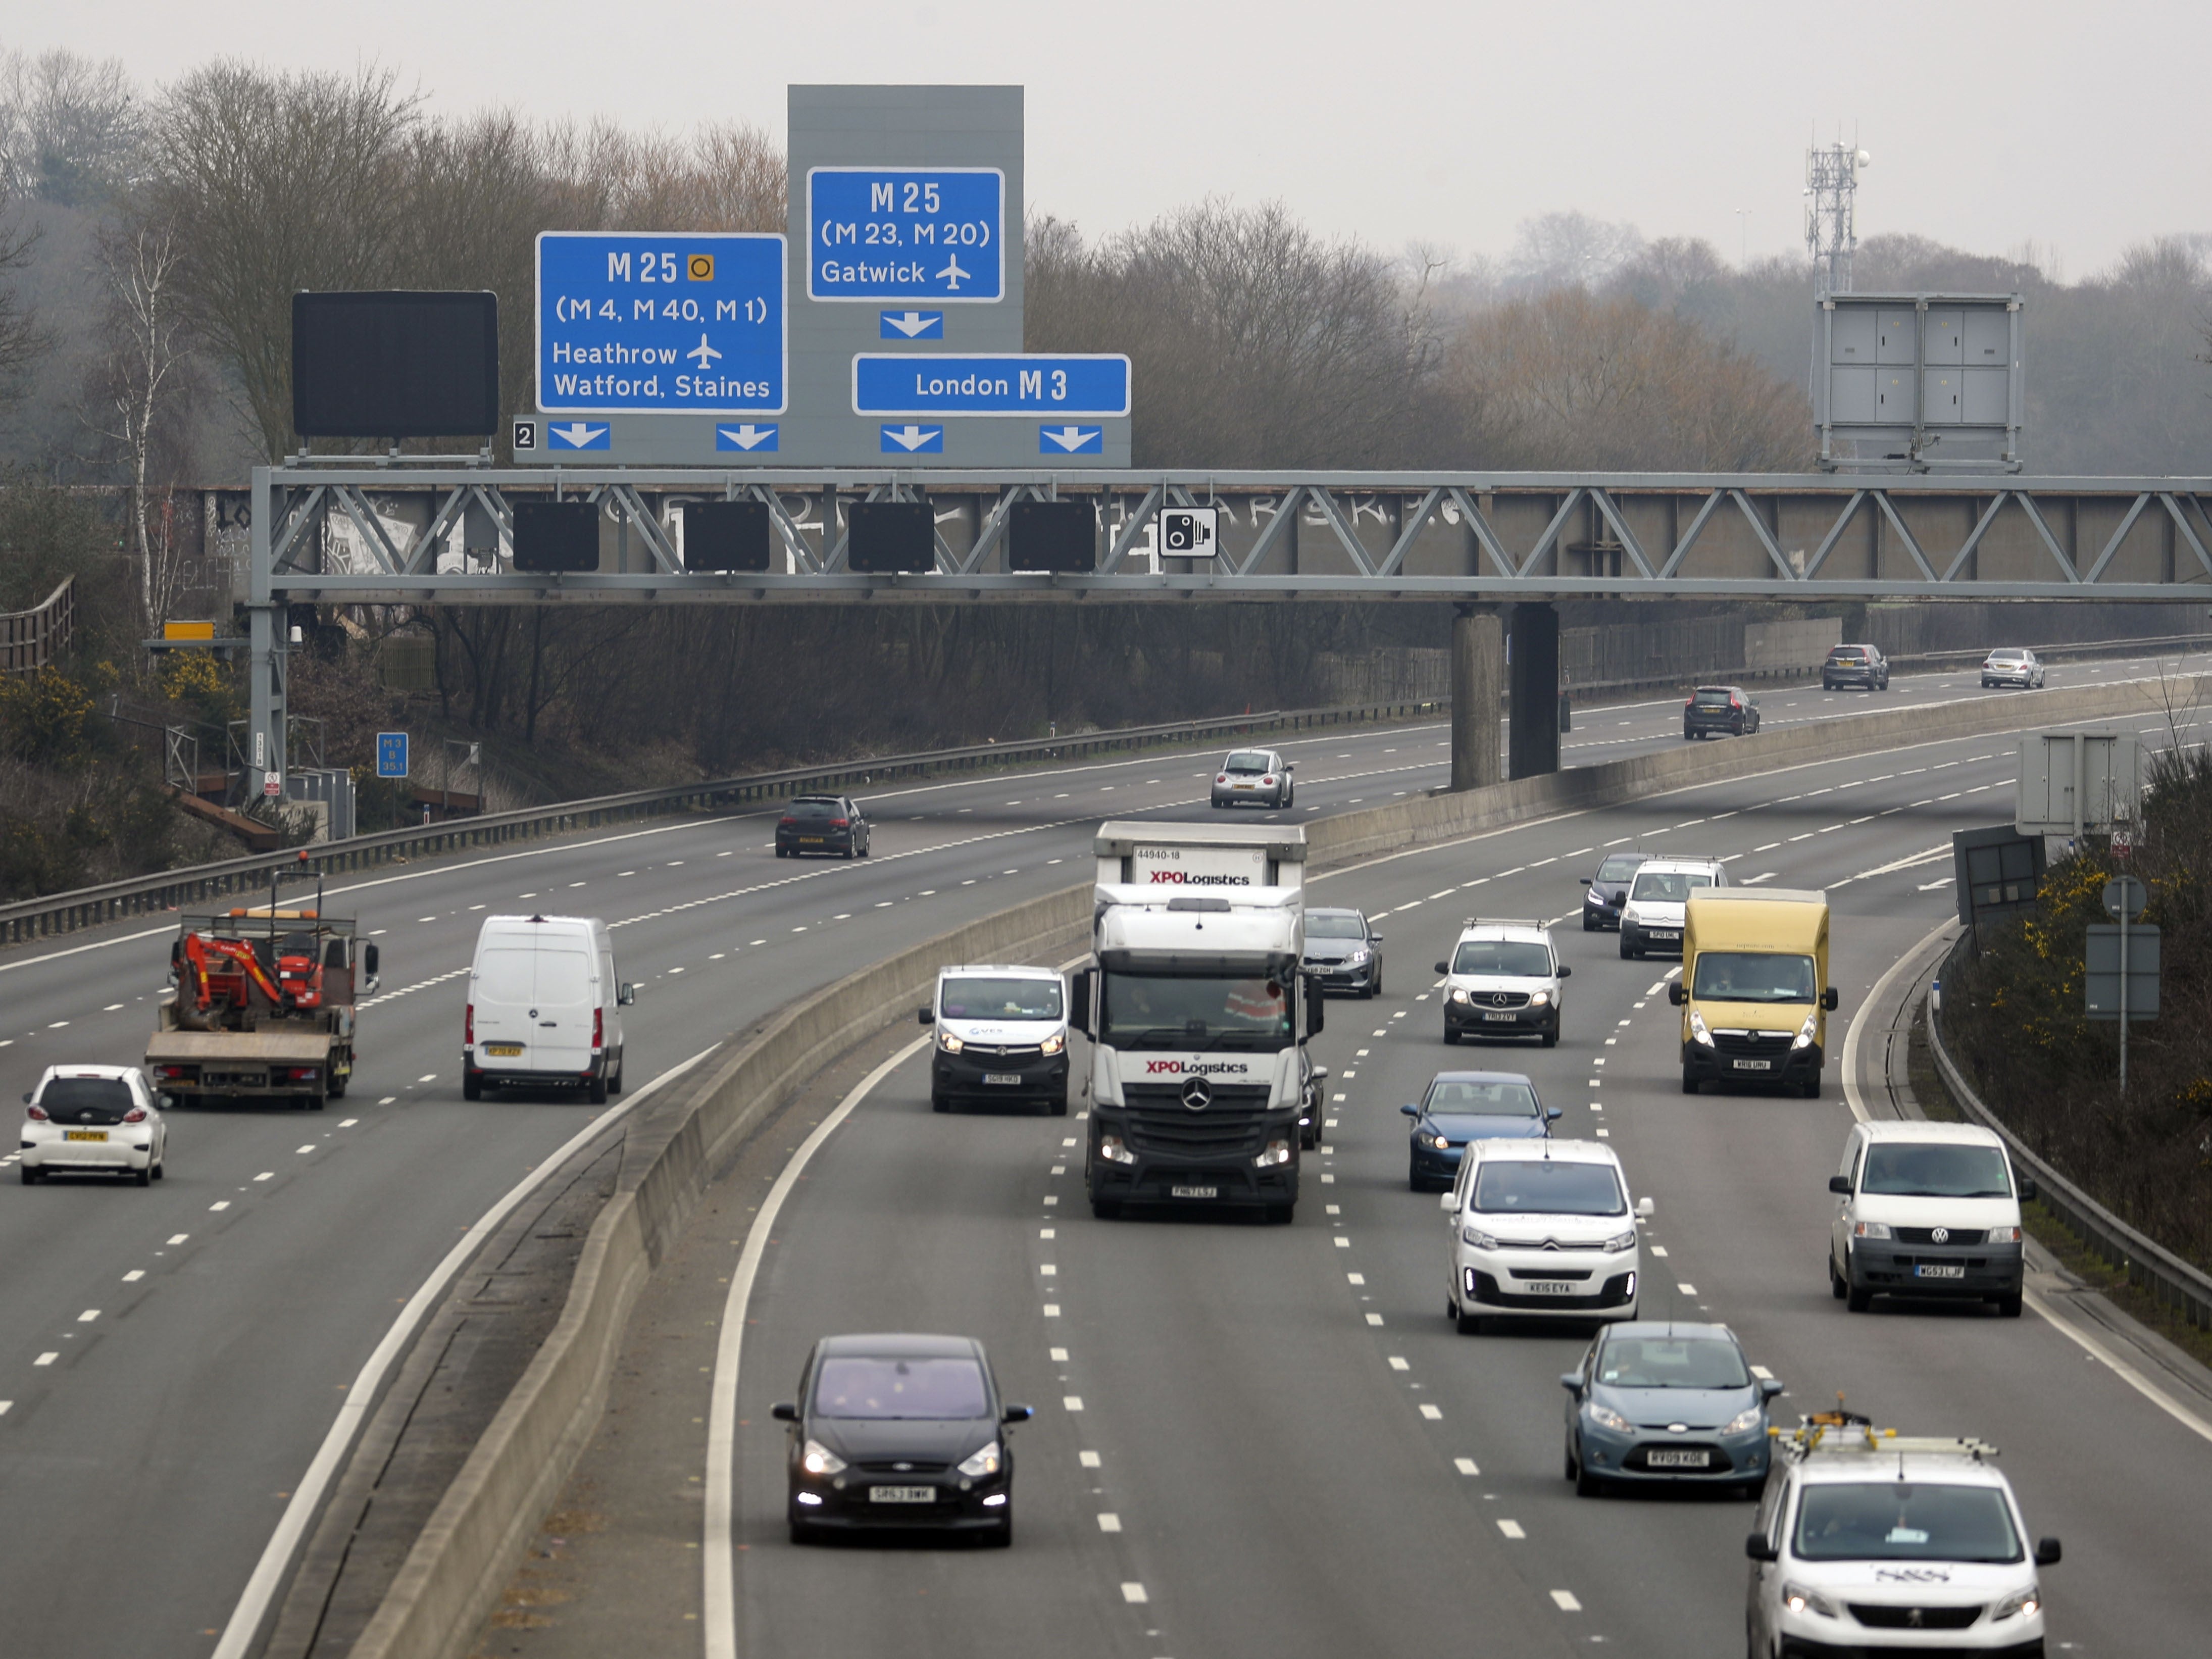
[14,0,2209,276]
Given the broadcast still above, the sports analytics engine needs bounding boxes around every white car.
[1829,1122,2030,1318]
[1618,857,1727,961]
[21,1066,168,1186]
[1436,919,1571,1047]
[1747,1416,2059,1656]
[1441,1138,1651,1333]
[1979,649,2045,689]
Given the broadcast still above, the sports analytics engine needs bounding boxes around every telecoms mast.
[1804,139,1871,297]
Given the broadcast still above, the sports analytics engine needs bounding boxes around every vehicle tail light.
[592,1008,604,1050]
[27,1104,48,1122]
[1262,776,1274,786]
[123,1107,148,1124]
[830,818,848,828]
[465,1002,475,1044]
[1730,696,1741,710]
[779,816,796,826]
[285,1068,320,1083]
[1217,774,1229,784]
[159,1065,189,1080]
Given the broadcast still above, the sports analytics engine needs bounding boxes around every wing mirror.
[917,1007,934,1025]
[1434,961,1449,975]
[1636,1196,1655,1219]
[1559,1372,1584,1394]
[1822,987,1840,1012]
[770,1402,798,1422]
[1668,984,1686,1006]
[1368,933,1383,944]
[1545,1108,1563,1122]
[1759,1378,1786,1399]
[19,1092,28,1104]
[2019,1175,2038,1200]
[1557,965,1572,978]
[618,983,639,1007]
[363,942,380,977]
[2033,1537,2063,1566]
[1828,1175,1851,1194]
[1438,1191,1457,1213]
[1579,876,1592,886]
[1400,1103,1420,1117]
[1002,1403,1035,1424]
[1607,891,1626,907]
[1746,1535,1779,1564]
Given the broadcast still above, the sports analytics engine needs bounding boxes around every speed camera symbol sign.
[1161,508,1218,556]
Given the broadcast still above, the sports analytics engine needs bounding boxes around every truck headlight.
[1852,1220,1892,1240]
[1461,1225,1498,1248]
[1254,1138,1292,1168]
[1039,1032,1065,1056]
[1792,1011,1818,1050]
[1098,1134,1136,1165]
[1992,1585,2041,1622]
[1782,1582,1838,1619]
[1449,987,1471,1004]
[1602,1229,1637,1252]
[1689,1011,1714,1047]
[1529,990,1550,1008]
[937,1030,965,1054]
[956,1441,1002,1478]
[800,1439,846,1476]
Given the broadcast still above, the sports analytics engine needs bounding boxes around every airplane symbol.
[881,424,943,453]
[935,255,971,291]
[716,424,778,452]
[548,423,610,449]
[882,310,942,338]
[686,333,722,369]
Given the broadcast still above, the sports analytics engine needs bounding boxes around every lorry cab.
[1671,889,1836,1098]
[466,915,636,1103]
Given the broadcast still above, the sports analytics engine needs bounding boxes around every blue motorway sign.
[808,169,1004,303]
[376,732,409,779]
[537,232,785,415]
[852,354,1132,419]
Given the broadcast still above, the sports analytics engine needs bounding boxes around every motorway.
[0,646,2204,1657]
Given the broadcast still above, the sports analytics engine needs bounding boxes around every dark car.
[776,794,871,859]
[1302,908,1383,997]
[1579,850,1649,932]
[1400,1070,1559,1191]
[1821,642,1889,691]
[1683,685,1761,739]
[1560,1322,1783,1498]
[773,1333,1033,1545]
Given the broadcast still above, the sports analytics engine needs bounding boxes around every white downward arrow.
[550,423,606,446]
[719,425,775,450]
[884,312,937,337]
[1041,426,1093,452]
[884,425,940,451]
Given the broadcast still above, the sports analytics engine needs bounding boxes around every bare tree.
[85,224,192,631]
[0,185,45,405]
[1505,211,1646,292]
[0,48,145,207]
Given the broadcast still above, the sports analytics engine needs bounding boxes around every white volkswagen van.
[464,915,636,1102]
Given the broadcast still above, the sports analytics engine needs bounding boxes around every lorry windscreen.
[1100,971,1292,1050]
[1691,952,1816,1003]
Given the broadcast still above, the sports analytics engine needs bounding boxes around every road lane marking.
[1079,1450,1100,1467]
[1455,1457,1480,1475]
[1498,1519,1526,1538]
[34,1353,56,1366]
[1550,1590,1582,1612]
[1419,1403,1443,1420]
[123,1270,144,1282]
[1121,1583,1148,1603]
[1097,1513,1122,1532]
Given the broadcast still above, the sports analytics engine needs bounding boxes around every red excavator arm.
[179,930,289,1015]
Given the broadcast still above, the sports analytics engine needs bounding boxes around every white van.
[464,915,636,1103]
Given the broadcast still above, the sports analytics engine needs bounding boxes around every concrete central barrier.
[344,670,2207,1659]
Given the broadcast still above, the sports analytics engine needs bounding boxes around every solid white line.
[210,1045,714,1659]
[1841,918,1955,1127]
[704,1032,932,1659]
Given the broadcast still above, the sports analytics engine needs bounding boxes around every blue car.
[1560,1322,1782,1498]
[1401,1071,1559,1192]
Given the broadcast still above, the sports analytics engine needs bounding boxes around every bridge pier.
[1449,604,1504,792]
[1508,602,1561,779]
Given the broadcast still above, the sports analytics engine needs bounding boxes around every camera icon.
[1161,508,1219,555]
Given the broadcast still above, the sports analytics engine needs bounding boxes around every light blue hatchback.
[1561,1322,1783,1498]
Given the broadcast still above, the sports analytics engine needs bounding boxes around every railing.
[1,576,75,674]
[0,695,1443,946]
[1927,934,2212,1332]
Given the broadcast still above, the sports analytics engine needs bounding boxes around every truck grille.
[1847,1604,1983,1631]
[1464,991,1530,1010]
[1712,1032,1793,1059]
[961,1044,1042,1062]
[1120,1083,1273,1159]
[1896,1227,1987,1246]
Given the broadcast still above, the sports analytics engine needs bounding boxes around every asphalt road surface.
[0,648,2201,1657]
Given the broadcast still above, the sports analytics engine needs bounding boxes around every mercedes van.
[1671,889,1836,1097]
[464,915,636,1102]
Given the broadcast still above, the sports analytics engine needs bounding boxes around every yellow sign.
[687,253,715,281]
[164,620,216,641]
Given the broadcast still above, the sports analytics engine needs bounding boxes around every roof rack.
[1460,917,1545,930]
[1772,1401,1999,1464]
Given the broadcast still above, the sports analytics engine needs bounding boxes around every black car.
[1821,642,1889,690]
[1401,1070,1559,1191]
[1578,850,1649,932]
[1302,908,1383,997]
[1682,685,1760,739]
[773,1333,1032,1545]
[776,794,871,859]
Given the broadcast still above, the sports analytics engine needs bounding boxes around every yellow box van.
[1668,890,1837,1097]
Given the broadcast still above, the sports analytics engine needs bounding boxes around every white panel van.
[464,915,635,1102]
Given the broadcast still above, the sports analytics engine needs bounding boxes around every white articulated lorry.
[1073,823,1326,1223]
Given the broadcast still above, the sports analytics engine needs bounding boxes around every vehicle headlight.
[1782,1582,1838,1619]
[1852,1220,1892,1240]
[1586,1403,1634,1434]
[1602,1229,1637,1252]
[1992,1585,2041,1622]
[1721,1405,1764,1436]
[957,1441,1002,1478]
[1255,1138,1293,1168]
[1427,1133,1452,1150]
[1461,1224,1498,1248]
[1986,1225,2023,1244]
[1449,987,1470,1004]
[1098,1133,1136,1165]
[1689,1010,1714,1047]
[1347,948,1369,965]
[1529,990,1550,1008]
[1039,1032,1065,1056]
[1584,887,1602,904]
[800,1439,846,1476]
[1792,1011,1818,1050]
[937,1030,965,1053]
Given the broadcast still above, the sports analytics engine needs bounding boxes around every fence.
[1,577,75,674]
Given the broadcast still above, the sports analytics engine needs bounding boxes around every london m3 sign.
[807,168,1006,303]
[852,353,1132,418]
[536,231,787,416]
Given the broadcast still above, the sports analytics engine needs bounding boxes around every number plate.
[1646,1449,1712,1469]
[484,1043,523,1058]
[799,837,824,844]
[1522,1280,1577,1295]
[1482,1011,1519,1023]
[1170,1185,1219,1199]
[1650,930,1681,941]
[1915,1264,1966,1279]
[1731,1058,1773,1071]
[63,1129,109,1142]
[869,1485,936,1504]
[982,1072,1023,1085]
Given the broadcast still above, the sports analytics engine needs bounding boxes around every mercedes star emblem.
[1180,1077,1213,1112]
